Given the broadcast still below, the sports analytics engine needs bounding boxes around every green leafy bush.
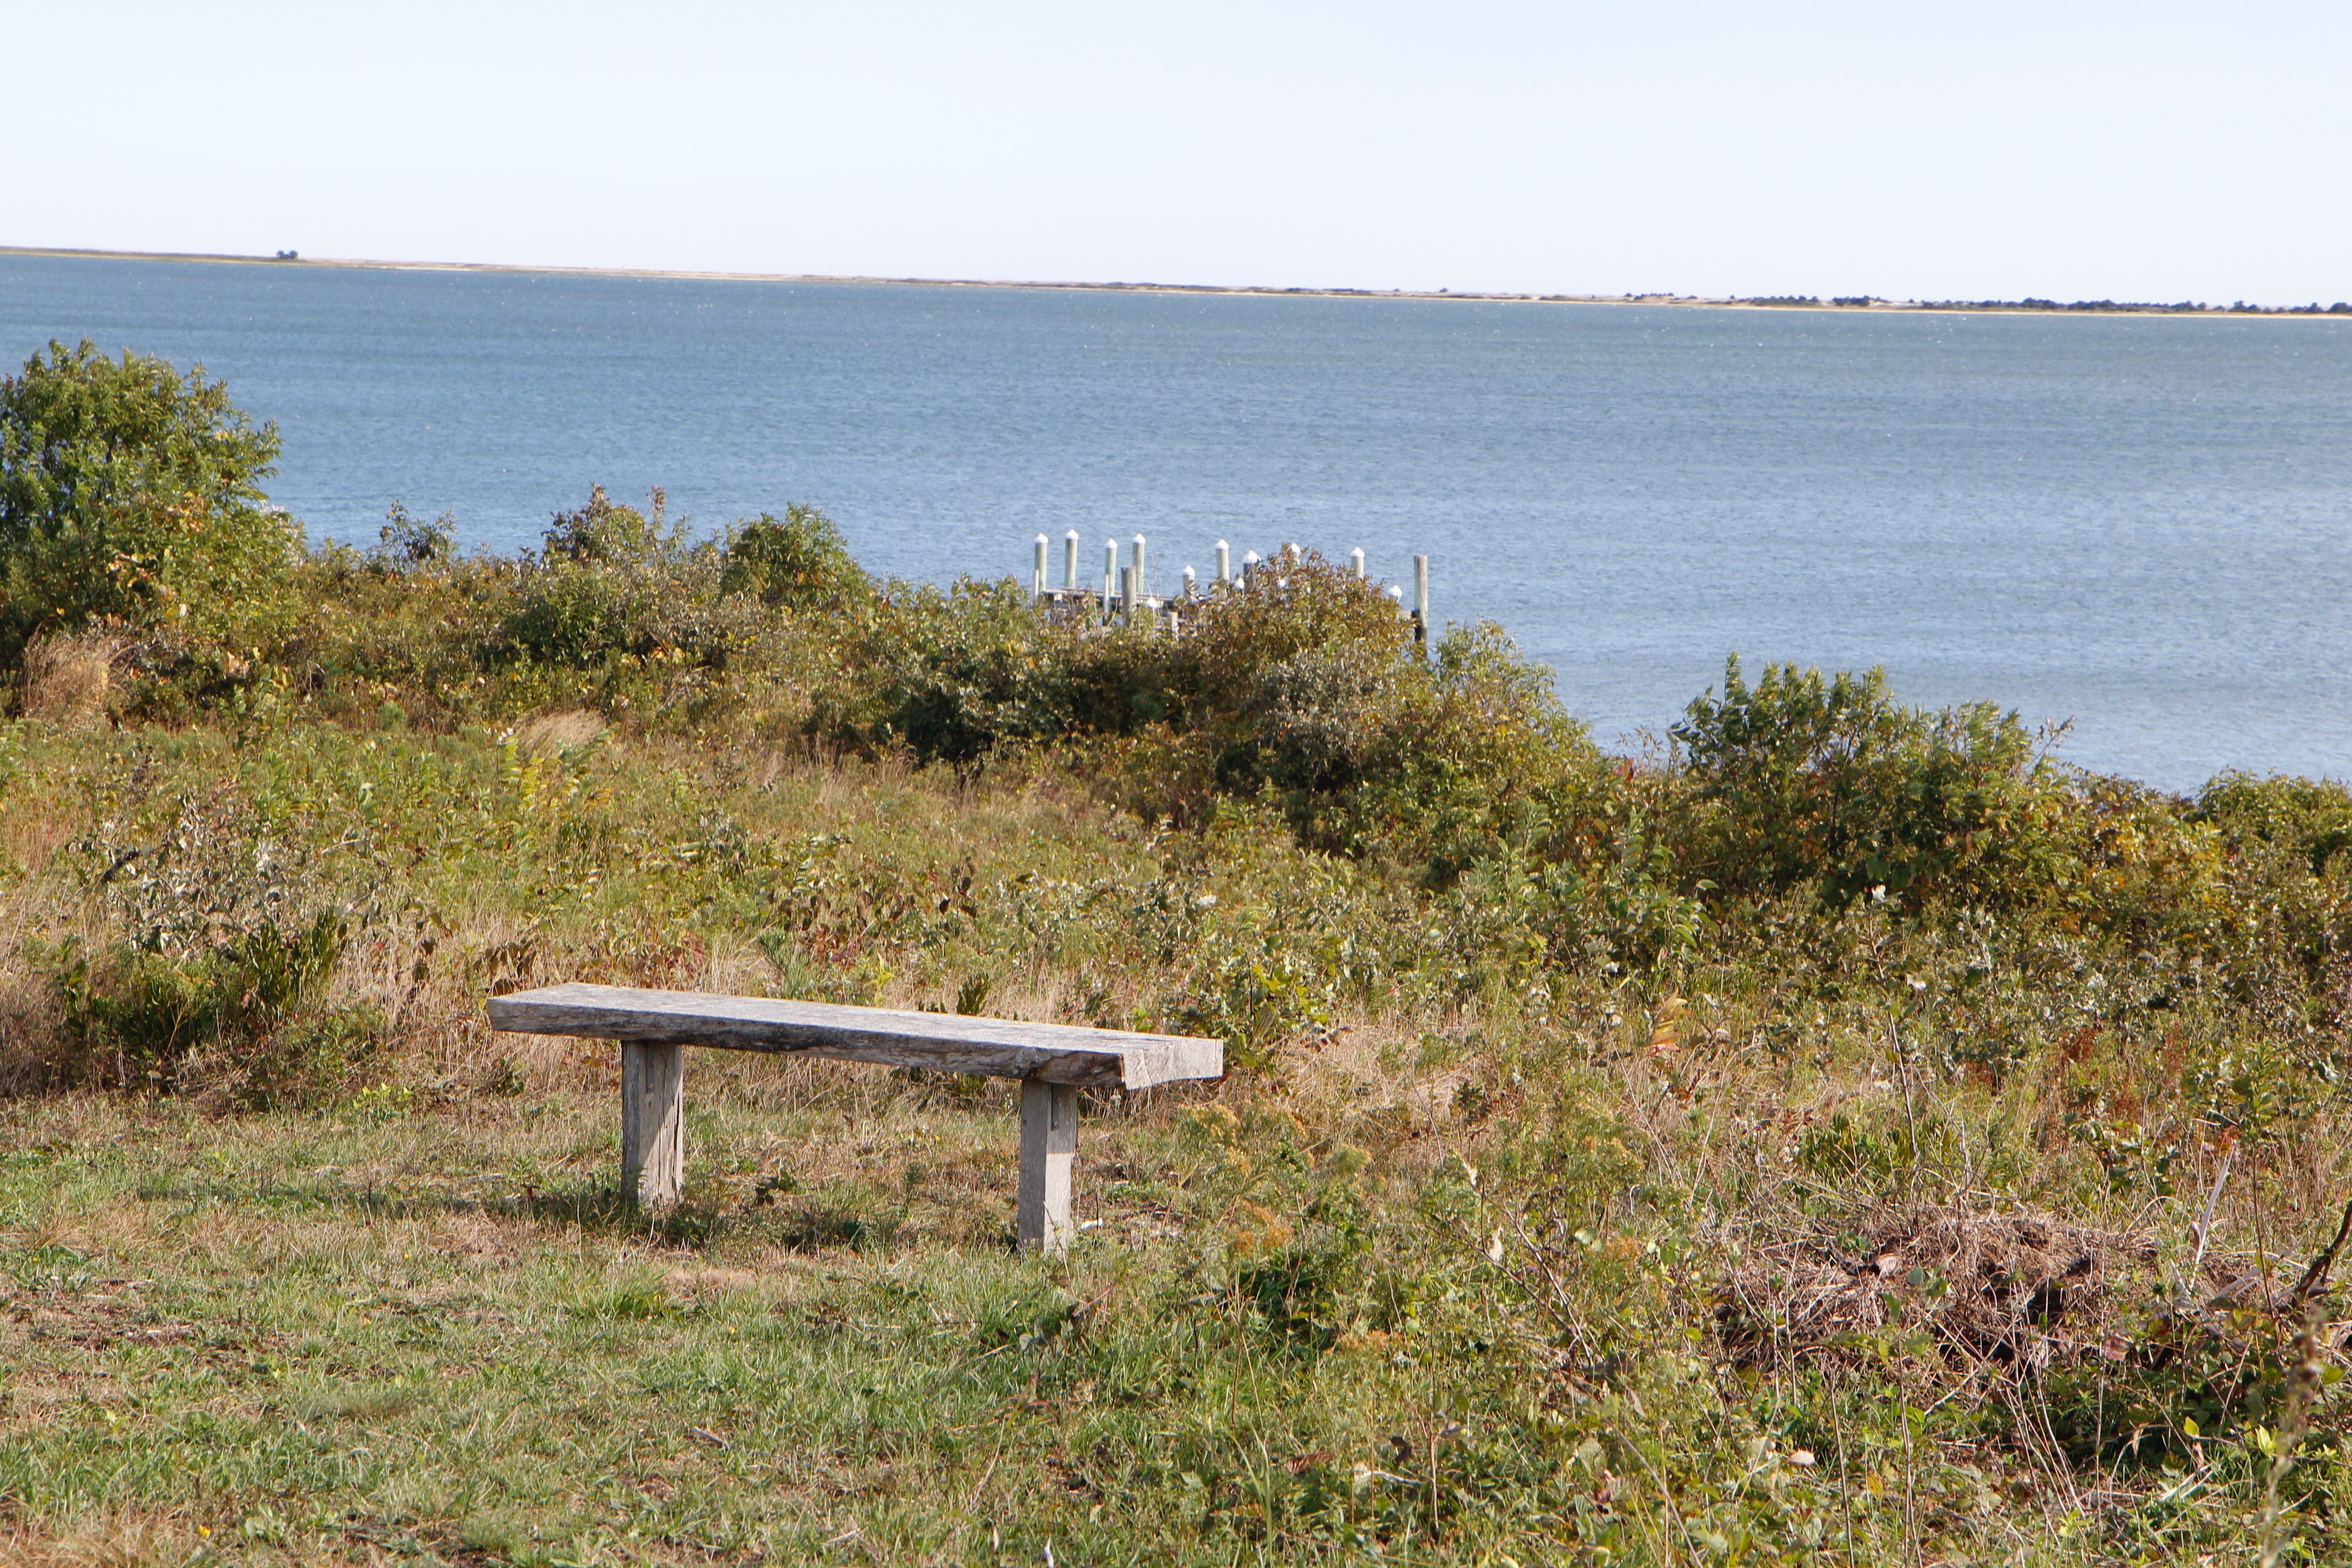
[2198,772,2352,878]
[820,576,1076,763]
[500,486,752,671]
[372,501,458,568]
[539,482,683,565]
[815,552,1413,764]
[1176,551,1412,722]
[1307,625,1602,875]
[0,339,296,664]
[48,910,353,1093]
[1672,655,2065,907]
[2188,772,2352,993]
[722,504,870,612]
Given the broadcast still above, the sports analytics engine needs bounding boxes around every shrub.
[0,339,296,665]
[372,501,458,568]
[1311,625,1601,875]
[722,505,870,612]
[1177,551,1412,722]
[500,486,752,671]
[2197,772,2352,878]
[234,1001,386,1110]
[540,483,685,565]
[2051,773,2228,951]
[1671,655,2065,907]
[824,576,1075,763]
[48,910,350,1093]
[817,551,1414,762]
[2188,772,2352,989]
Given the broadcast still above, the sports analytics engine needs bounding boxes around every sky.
[8,1,2350,304]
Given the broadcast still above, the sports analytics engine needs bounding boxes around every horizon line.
[1,243,2342,320]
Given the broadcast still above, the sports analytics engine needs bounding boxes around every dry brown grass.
[0,1511,202,1568]
[512,707,607,753]
[1720,1204,2156,1372]
[19,631,126,729]
[0,869,78,1094]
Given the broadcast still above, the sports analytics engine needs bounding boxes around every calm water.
[6,252,2350,791]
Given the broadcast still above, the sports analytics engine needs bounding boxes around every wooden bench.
[486,983,1224,1254]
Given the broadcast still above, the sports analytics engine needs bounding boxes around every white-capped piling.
[1412,554,1430,651]
[1006,531,1422,648]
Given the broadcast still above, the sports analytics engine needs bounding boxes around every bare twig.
[2291,1197,2352,1303]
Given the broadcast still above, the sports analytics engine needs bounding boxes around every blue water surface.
[5,252,2349,791]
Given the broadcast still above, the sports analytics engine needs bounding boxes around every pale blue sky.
[10,1,2348,302]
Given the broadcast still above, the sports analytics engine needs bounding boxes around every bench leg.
[1016,1079,1077,1255]
[621,1041,685,1210]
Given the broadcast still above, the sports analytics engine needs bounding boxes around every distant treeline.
[1924,297,2352,315]
[1743,293,2352,315]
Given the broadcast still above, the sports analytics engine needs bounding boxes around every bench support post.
[1017,1079,1077,1255]
[621,1041,685,1210]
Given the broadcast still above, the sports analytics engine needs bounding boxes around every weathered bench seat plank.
[489,982,1222,1092]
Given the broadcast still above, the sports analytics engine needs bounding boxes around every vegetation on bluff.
[6,343,2352,1564]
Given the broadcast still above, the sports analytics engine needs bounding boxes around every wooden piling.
[1413,554,1430,650]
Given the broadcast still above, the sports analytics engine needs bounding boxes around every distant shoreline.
[4,243,2346,320]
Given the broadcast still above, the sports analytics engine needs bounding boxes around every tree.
[0,339,295,662]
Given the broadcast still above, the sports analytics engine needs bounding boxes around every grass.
[7,1088,1137,1564]
[0,1069,1547,1566]
[5,1060,2239,1568]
